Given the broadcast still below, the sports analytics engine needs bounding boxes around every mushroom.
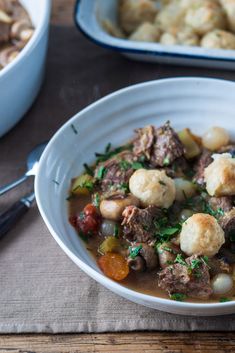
[157,242,180,269]
[11,20,34,42]
[100,194,140,221]
[0,45,20,67]
[127,256,145,271]
[139,244,158,270]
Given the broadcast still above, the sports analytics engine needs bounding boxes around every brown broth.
[68,194,235,304]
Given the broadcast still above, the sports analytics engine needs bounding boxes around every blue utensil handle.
[0,201,29,238]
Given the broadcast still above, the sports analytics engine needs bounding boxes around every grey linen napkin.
[0,26,235,333]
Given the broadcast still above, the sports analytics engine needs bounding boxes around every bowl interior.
[35,77,235,313]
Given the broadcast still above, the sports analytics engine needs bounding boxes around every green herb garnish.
[93,193,100,208]
[119,182,130,193]
[132,162,144,170]
[129,245,142,259]
[170,293,187,302]
[174,254,187,266]
[163,157,170,166]
[83,163,94,176]
[95,144,133,164]
[97,166,107,180]
[159,180,166,186]
[114,224,119,238]
[220,297,231,303]
[119,160,131,170]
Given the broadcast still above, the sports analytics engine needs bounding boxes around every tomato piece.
[71,204,101,236]
[98,253,129,281]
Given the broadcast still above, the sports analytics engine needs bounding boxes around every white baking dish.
[0,0,51,137]
[74,0,235,70]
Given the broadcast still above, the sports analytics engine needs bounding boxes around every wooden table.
[0,1,234,352]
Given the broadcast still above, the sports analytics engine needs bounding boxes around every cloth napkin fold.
[0,26,235,333]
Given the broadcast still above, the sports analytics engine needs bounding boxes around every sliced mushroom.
[0,45,19,67]
[127,256,145,272]
[11,20,34,42]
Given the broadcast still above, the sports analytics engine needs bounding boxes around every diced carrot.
[98,253,129,281]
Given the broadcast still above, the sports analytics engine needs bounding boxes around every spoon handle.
[0,192,35,238]
[0,175,28,196]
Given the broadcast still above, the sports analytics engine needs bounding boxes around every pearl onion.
[211,273,233,295]
[202,127,229,151]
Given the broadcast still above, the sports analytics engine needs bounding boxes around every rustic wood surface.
[0,1,234,352]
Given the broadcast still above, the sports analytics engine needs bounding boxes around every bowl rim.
[35,77,235,311]
[0,0,51,79]
[74,0,235,64]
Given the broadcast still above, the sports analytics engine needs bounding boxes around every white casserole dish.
[74,0,235,70]
[35,77,235,316]
[0,0,51,137]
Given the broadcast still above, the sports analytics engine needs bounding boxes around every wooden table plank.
[0,332,234,353]
[0,1,232,352]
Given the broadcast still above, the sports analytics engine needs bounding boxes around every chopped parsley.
[72,180,94,193]
[83,163,94,176]
[132,162,144,170]
[159,180,166,186]
[202,202,225,218]
[78,231,88,243]
[170,293,187,302]
[114,224,119,238]
[174,254,187,266]
[119,160,131,170]
[190,258,202,270]
[97,166,107,180]
[220,297,231,303]
[95,144,133,164]
[119,182,130,193]
[163,157,170,166]
[129,245,142,259]
[93,193,100,208]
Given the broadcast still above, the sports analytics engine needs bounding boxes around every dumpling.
[129,169,176,208]
[184,0,227,36]
[180,213,225,257]
[204,153,235,196]
[119,0,157,34]
[129,22,160,42]
[201,29,235,49]
[219,0,235,32]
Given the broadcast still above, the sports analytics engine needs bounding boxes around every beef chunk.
[209,196,233,214]
[158,255,212,300]
[163,156,190,178]
[133,121,185,167]
[219,208,235,242]
[133,125,155,160]
[208,257,231,277]
[139,243,158,270]
[151,122,185,167]
[94,151,135,197]
[193,149,213,185]
[122,205,162,243]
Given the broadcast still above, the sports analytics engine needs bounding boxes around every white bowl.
[35,77,235,316]
[0,0,51,137]
[75,0,235,70]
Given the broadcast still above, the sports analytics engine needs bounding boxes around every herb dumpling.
[184,0,227,36]
[219,0,235,32]
[129,169,176,208]
[201,29,235,49]
[160,25,199,46]
[119,0,157,35]
[180,213,225,257]
[155,1,186,32]
[129,22,160,42]
[204,153,235,197]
